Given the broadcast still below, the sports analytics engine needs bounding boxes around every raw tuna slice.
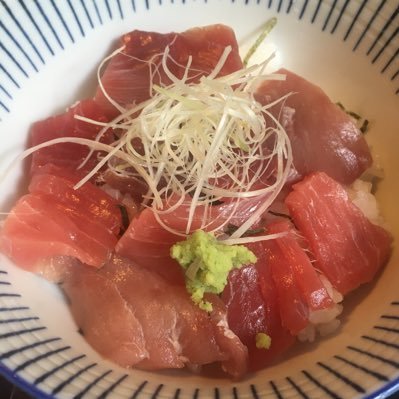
[115,196,270,283]
[62,264,148,367]
[93,25,243,118]
[255,69,372,184]
[29,164,122,237]
[84,255,247,377]
[285,172,392,294]
[0,167,122,270]
[29,99,112,175]
[222,261,295,371]
[263,220,341,337]
[115,208,185,285]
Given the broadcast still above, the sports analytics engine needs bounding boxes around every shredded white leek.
[8,42,293,242]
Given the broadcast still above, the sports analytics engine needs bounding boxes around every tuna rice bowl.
[0,2,398,397]
[0,23,393,379]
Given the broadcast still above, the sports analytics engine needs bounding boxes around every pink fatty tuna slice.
[255,69,372,185]
[29,99,113,176]
[93,24,243,118]
[59,255,248,377]
[0,167,122,270]
[285,172,392,295]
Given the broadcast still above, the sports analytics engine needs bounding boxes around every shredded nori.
[225,223,265,237]
[335,102,369,134]
[269,210,292,220]
[360,119,369,134]
[117,204,130,236]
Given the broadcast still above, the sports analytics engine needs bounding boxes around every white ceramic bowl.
[0,1,398,398]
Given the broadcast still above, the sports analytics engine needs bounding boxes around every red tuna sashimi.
[0,169,122,270]
[255,69,372,184]
[30,164,122,237]
[115,195,271,283]
[115,208,185,284]
[285,172,392,294]
[222,262,295,371]
[263,220,338,336]
[29,99,112,175]
[62,264,148,367]
[68,257,247,377]
[93,25,243,118]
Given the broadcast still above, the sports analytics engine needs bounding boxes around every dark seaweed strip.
[173,388,181,399]
[80,0,94,28]
[52,363,97,395]
[116,0,123,18]
[144,0,149,10]
[317,362,365,393]
[14,346,70,372]
[0,281,11,285]
[268,0,273,9]
[367,5,399,55]
[353,0,386,50]
[232,386,239,399]
[250,384,260,399]
[151,384,164,398]
[302,370,343,399]
[0,42,29,77]
[392,301,399,305]
[50,0,74,43]
[0,293,21,298]
[18,0,54,56]
[0,0,44,64]
[334,355,389,381]
[374,325,399,334]
[97,374,128,399]
[0,270,7,274]
[330,0,350,34]
[372,28,398,63]
[299,0,309,20]
[192,388,199,399]
[131,381,148,399]
[105,0,113,19]
[270,381,283,399]
[0,316,39,324]
[0,84,11,98]
[311,0,323,24]
[343,0,368,41]
[34,354,86,384]
[322,0,338,31]
[214,387,220,399]
[277,0,283,13]
[67,0,85,37]
[73,369,112,399]
[33,0,64,49]
[286,377,309,399]
[362,335,399,349]
[131,0,136,12]
[348,345,399,367]
[0,306,29,312]
[0,337,61,360]
[392,68,399,80]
